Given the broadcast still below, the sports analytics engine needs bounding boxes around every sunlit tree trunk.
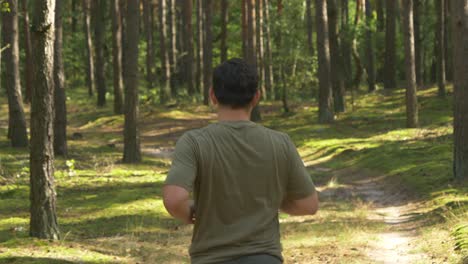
[452,0,468,181]
[247,0,261,121]
[123,0,141,163]
[263,0,274,100]
[83,0,95,97]
[256,0,265,100]
[316,0,334,123]
[1,0,29,147]
[30,0,60,240]
[402,0,419,128]
[54,0,68,156]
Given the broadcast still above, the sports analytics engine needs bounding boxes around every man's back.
[166,121,316,263]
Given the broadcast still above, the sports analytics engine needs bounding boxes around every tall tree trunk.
[436,0,446,97]
[452,0,468,181]
[276,0,287,111]
[203,0,213,106]
[143,0,155,90]
[306,0,314,57]
[123,0,141,163]
[402,0,419,128]
[316,0,334,123]
[256,0,265,100]
[384,0,397,89]
[220,0,228,63]
[242,0,248,60]
[263,0,274,100]
[328,0,345,112]
[273,0,282,101]
[376,0,384,31]
[365,0,376,92]
[168,0,177,95]
[195,0,203,94]
[413,0,423,88]
[351,0,364,97]
[444,0,451,82]
[21,0,33,104]
[158,0,171,103]
[112,0,124,114]
[83,0,95,97]
[53,0,67,156]
[2,0,29,147]
[72,0,77,32]
[182,0,194,95]
[30,0,60,240]
[93,0,106,106]
[340,0,352,87]
[247,0,261,121]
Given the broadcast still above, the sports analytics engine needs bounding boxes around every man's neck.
[217,106,251,122]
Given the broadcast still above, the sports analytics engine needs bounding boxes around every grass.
[0,86,467,263]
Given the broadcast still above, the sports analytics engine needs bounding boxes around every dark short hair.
[212,58,258,108]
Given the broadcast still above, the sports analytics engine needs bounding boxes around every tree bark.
[340,0,352,87]
[123,0,141,163]
[242,0,248,60]
[53,0,67,156]
[452,0,468,181]
[316,0,334,123]
[202,0,213,106]
[220,0,228,63]
[256,0,265,100]
[365,0,376,92]
[436,0,446,97]
[263,0,274,100]
[30,0,60,240]
[247,0,261,121]
[2,0,29,147]
[93,0,106,107]
[413,0,422,88]
[384,0,397,89]
[21,0,33,104]
[143,0,155,90]
[83,0,95,97]
[168,0,177,95]
[376,0,384,31]
[182,0,194,95]
[112,0,124,114]
[402,0,419,128]
[195,0,203,94]
[306,0,314,57]
[328,0,345,112]
[158,0,172,103]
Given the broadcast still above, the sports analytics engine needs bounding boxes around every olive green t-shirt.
[165,120,316,264]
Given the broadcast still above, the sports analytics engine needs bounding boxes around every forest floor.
[0,86,467,263]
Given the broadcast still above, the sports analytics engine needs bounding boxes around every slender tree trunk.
[340,0,352,87]
[202,0,213,106]
[436,0,446,97]
[30,0,60,240]
[2,0,29,147]
[182,0,194,95]
[83,0,95,97]
[316,0,334,123]
[120,0,127,83]
[452,0,468,181]
[247,0,261,121]
[328,0,345,112]
[195,0,203,94]
[402,0,419,128]
[143,0,155,90]
[263,0,274,100]
[365,0,376,92]
[384,0,397,89]
[111,0,124,114]
[376,0,384,31]
[351,0,364,97]
[413,0,422,88]
[158,0,171,103]
[273,0,282,101]
[21,0,33,104]
[256,0,266,100]
[306,0,314,57]
[71,0,77,32]
[123,0,141,163]
[220,0,228,63]
[242,0,248,60]
[53,0,67,156]
[94,0,106,107]
[444,0,451,82]
[168,0,177,95]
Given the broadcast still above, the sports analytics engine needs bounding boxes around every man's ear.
[209,87,218,105]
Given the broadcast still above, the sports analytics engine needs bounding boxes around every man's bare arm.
[281,191,319,216]
[163,185,195,224]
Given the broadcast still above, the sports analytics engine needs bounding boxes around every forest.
[0,0,467,263]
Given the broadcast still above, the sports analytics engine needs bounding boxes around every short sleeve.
[284,135,316,200]
[165,133,198,192]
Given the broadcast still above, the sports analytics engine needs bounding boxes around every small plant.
[66,159,76,177]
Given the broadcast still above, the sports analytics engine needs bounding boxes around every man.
[163,58,318,264]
